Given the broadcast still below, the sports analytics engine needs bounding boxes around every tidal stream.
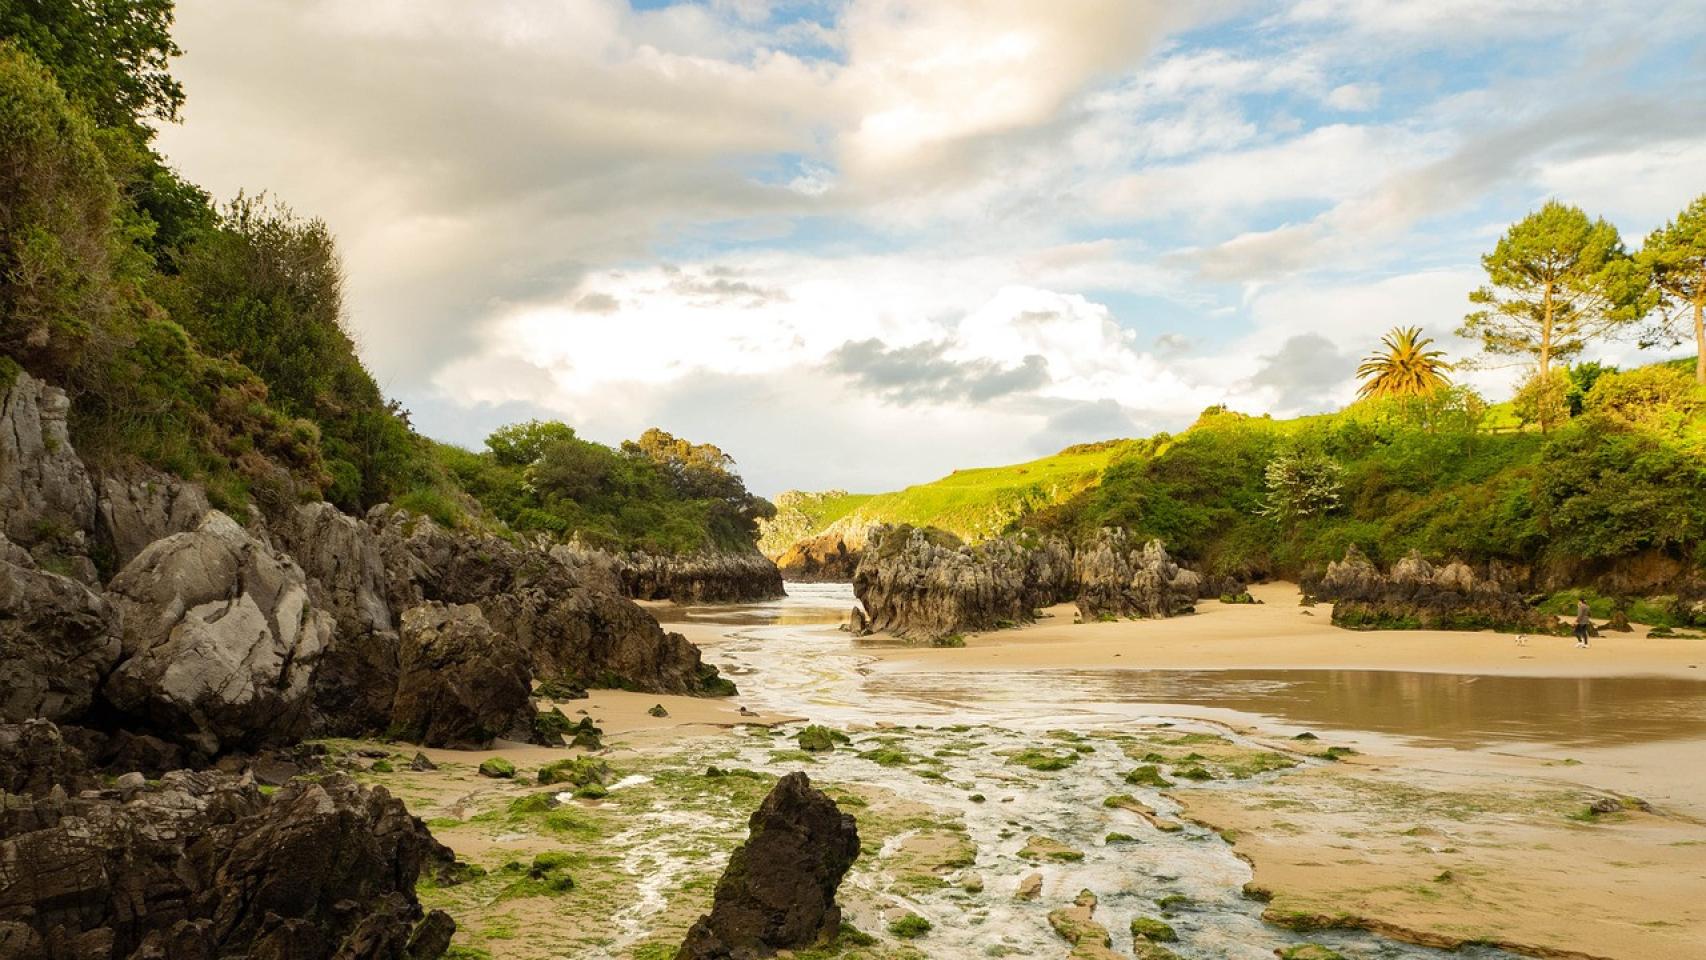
[629,583,1705,959]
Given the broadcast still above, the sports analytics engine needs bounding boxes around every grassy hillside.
[768,363,1706,600]
[759,440,1136,552]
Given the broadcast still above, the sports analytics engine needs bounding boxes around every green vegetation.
[1357,326,1452,399]
[1129,916,1178,942]
[477,757,515,779]
[433,424,773,553]
[887,913,931,939]
[796,724,846,752]
[1006,748,1080,772]
[759,440,1135,549]
[0,17,772,553]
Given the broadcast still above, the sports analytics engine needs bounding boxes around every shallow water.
[610,583,1668,959]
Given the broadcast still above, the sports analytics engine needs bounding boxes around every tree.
[1635,194,1706,385]
[0,0,183,134]
[1459,201,1639,378]
[1257,450,1343,526]
[1512,368,1570,433]
[1355,326,1452,399]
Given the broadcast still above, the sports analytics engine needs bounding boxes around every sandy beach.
[870,582,1706,680]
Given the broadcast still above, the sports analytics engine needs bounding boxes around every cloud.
[827,338,1050,405]
[150,1,1706,493]
[1238,333,1355,414]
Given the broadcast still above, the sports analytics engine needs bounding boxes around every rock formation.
[1304,547,1560,634]
[103,511,335,755]
[94,468,212,569]
[0,535,120,724]
[676,772,860,959]
[1073,531,1202,622]
[851,525,1075,641]
[775,533,861,583]
[0,721,455,960]
[852,525,1203,641]
[0,371,96,570]
[390,602,535,748]
[554,543,785,603]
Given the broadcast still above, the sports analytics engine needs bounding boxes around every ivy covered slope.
[1034,361,1705,595]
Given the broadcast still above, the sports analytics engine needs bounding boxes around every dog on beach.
[1514,633,1528,645]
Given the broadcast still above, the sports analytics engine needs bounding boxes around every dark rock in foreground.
[0,721,455,960]
[677,772,860,960]
[1305,547,1561,634]
[390,601,536,748]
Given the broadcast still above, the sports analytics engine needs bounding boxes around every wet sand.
[870,582,1706,680]
[840,582,1706,958]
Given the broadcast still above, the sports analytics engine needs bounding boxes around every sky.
[153,0,1706,497]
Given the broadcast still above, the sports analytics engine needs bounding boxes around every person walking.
[1574,597,1592,648]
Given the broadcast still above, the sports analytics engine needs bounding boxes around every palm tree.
[1356,326,1452,399]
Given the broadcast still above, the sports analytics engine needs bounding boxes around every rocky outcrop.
[0,535,120,724]
[372,509,733,697]
[1305,547,1560,634]
[0,726,454,960]
[852,525,1076,641]
[553,543,784,603]
[852,525,1203,641]
[775,533,861,583]
[391,602,535,749]
[0,719,96,797]
[1074,531,1201,622]
[93,468,211,569]
[273,502,401,736]
[0,371,95,566]
[676,772,860,960]
[103,511,335,755]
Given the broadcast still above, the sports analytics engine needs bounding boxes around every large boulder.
[1306,547,1560,634]
[0,371,95,562]
[102,511,334,755]
[93,468,211,570]
[390,602,535,749]
[1074,531,1201,622]
[676,772,860,959]
[0,535,121,724]
[273,502,401,736]
[0,738,455,960]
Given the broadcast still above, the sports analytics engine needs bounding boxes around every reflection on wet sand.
[864,667,1706,749]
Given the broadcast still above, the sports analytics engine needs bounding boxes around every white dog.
[1514,633,1528,646]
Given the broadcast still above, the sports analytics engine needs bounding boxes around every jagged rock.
[1074,531,1201,621]
[676,772,860,960]
[852,525,1075,641]
[555,543,785,603]
[0,535,121,724]
[483,586,728,695]
[273,502,401,736]
[0,720,95,797]
[94,468,211,569]
[775,533,861,583]
[853,525,1199,641]
[1305,547,1560,634]
[391,602,535,749]
[102,511,335,755]
[843,606,869,636]
[369,509,732,696]
[0,372,95,560]
[0,735,455,960]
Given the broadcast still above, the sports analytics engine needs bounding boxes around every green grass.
[763,440,1138,547]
